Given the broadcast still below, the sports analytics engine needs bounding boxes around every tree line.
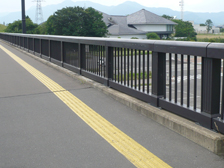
[3,7,108,37]
[161,15,214,41]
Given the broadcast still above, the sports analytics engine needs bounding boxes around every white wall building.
[191,21,220,34]
[101,9,177,39]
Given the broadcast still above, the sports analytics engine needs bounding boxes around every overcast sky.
[1,0,224,13]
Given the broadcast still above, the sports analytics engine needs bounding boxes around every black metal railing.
[0,33,223,134]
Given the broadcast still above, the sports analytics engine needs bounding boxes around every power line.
[33,0,44,24]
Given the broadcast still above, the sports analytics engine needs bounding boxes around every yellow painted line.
[0,45,172,168]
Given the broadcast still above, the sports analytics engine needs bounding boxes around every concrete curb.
[3,41,224,155]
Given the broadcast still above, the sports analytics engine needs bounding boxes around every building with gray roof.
[101,9,177,39]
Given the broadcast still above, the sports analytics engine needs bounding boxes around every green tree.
[0,24,7,32]
[162,14,174,20]
[205,19,213,33]
[172,19,197,40]
[34,22,47,34]
[4,16,38,34]
[45,7,108,37]
[146,33,160,40]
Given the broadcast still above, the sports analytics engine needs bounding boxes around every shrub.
[146,33,160,40]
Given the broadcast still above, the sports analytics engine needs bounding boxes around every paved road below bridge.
[0,40,224,168]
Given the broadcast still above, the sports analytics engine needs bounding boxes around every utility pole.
[179,0,184,20]
[21,0,26,33]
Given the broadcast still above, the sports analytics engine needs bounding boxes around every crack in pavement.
[0,87,92,99]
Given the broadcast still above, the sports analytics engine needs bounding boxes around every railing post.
[33,38,35,54]
[151,51,166,107]
[79,44,86,75]
[61,41,63,67]
[40,39,42,58]
[22,37,24,49]
[105,46,113,86]
[201,57,221,128]
[49,40,51,62]
[19,36,20,47]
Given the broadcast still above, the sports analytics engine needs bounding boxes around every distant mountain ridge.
[0,0,224,26]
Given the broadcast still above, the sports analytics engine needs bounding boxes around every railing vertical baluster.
[131,49,133,88]
[127,49,130,87]
[88,45,90,72]
[97,46,99,75]
[118,48,120,83]
[181,54,184,105]
[121,48,123,84]
[175,54,177,103]
[89,45,91,72]
[101,46,103,77]
[115,47,117,82]
[92,45,94,73]
[86,45,88,71]
[94,45,97,74]
[124,48,126,86]
[99,46,100,75]
[99,45,101,75]
[135,49,137,89]
[201,56,204,112]
[95,45,97,74]
[169,53,172,101]
[222,60,224,120]
[104,46,106,77]
[164,53,166,99]
[91,45,93,73]
[100,45,102,76]
[194,56,197,110]
[143,50,145,93]
[147,51,150,94]
[88,45,92,71]
[187,55,190,107]
[138,50,141,91]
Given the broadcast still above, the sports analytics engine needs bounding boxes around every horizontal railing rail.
[1,33,224,134]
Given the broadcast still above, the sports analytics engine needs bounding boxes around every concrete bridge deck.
[0,40,224,167]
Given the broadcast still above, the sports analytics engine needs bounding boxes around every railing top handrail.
[2,32,224,58]
[207,43,224,59]
[154,40,210,57]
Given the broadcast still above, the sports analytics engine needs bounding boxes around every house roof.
[101,14,146,35]
[127,9,177,25]
[108,24,146,35]
[100,9,176,36]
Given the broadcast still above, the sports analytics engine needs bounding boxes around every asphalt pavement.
[0,40,224,168]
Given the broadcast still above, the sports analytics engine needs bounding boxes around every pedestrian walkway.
[0,40,224,168]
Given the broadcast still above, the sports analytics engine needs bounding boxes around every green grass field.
[0,24,6,32]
